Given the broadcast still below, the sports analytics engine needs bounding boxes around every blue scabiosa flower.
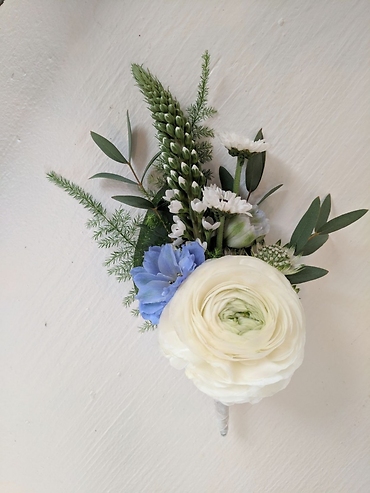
[131,241,205,325]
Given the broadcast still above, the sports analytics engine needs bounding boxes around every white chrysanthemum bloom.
[202,217,221,231]
[168,215,186,242]
[202,184,252,215]
[168,200,183,214]
[158,256,305,405]
[220,132,269,153]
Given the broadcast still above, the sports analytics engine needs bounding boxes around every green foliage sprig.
[47,171,139,283]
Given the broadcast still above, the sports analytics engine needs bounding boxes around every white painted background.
[1,1,369,492]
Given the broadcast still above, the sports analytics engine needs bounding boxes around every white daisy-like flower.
[202,184,252,215]
[202,217,221,231]
[220,132,268,153]
[168,200,183,214]
[169,215,186,241]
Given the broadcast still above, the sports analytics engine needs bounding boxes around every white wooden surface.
[1,1,369,492]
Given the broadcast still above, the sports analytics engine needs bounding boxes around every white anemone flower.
[220,132,268,153]
[168,216,186,243]
[191,198,207,214]
[202,217,221,231]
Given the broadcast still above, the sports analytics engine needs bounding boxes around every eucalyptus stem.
[233,155,245,195]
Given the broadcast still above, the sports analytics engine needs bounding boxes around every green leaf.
[127,111,132,162]
[301,234,329,256]
[317,209,368,234]
[257,184,283,205]
[141,151,161,182]
[245,129,266,193]
[90,131,128,164]
[112,195,154,210]
[133,211,171,267]
[254,128,263,141]
[289,197,321,254]
[89,173,138,186]
[219,166,234,192]
[286,265,328,284]
[315,194,331,231]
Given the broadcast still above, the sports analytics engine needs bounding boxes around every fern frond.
[139,320,156,332]
[123,287,137,307]
[187,51,217,128]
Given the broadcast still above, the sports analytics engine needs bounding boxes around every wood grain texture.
[1,1,369,492]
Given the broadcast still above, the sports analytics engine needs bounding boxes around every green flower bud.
[178,176,187,191]
[153,112,165,122]
[162,137,170,149]
[156,122,167,133]
[166,177,177,188]
[182,147,191,160]
[181,162,190,175]
[160,104,168,113]
[168,103,175,115]
[170,142,181,155]
[191,149,198,163]
[175,115,184,126]
[224,215,256,248]
[184,132,192,147]
[175,126,184,140]
[166,123,175,137]
[164,113,175,124]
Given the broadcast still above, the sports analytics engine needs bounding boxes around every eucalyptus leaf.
[127,111,132,162]
[245,129,266,193]
[257,184,283,205]
[289,197,320,254]
[112,195,154,210]
[254,128,263,141]
[315,194,331,231]
[90,131,128,164]
[301,234,329,256]
[286,265,328,284]
[317,209,368,234]
[89,173,138,186]
[141,151,161,182]
[219,166,234,192]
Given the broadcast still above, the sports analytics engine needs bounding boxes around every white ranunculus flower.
[158,256,305,405]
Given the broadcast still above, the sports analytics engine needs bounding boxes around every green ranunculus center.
[218,297,264,335]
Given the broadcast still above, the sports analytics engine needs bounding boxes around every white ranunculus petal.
[158,256,305,405]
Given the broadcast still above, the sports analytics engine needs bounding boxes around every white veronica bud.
[164,189,176,202]
[178,176,187,188]
[168,200,183,214]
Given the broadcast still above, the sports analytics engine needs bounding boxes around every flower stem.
[216,215,225,251]
[233,155,245,195]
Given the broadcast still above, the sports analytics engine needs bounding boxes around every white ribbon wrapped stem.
[214,400,229,436]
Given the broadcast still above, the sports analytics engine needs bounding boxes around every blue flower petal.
[131,241,206,324]
[158,244,180,279]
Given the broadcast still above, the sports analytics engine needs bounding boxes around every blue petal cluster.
[131,241,205,325]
